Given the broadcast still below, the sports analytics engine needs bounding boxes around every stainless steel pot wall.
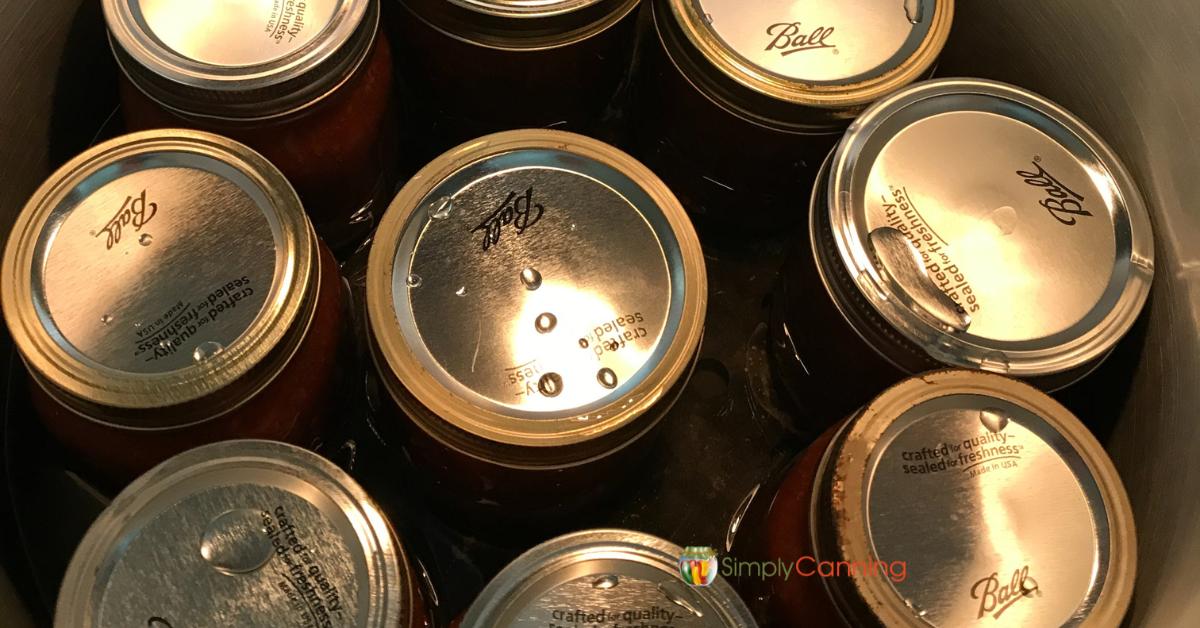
[1,1,1198,626]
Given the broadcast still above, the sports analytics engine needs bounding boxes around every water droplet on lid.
[659,580,705,618]
[534,312,557,333]
[980,407,1010,433]
[192,341,224,363]
[520,267,542,290]
[406,273,423,288]
[430,195,453,220]
[138,233,153,246]
[537,372,563,397]
[990,206,1018,235]
[903,0,924,24]
[704,12,714,23]
[133,321,142,329]
[592,574,619,589]
[455,286,467,297]
[200,509,273,576]
[100,314,113,325]
[158,339,173,350]
[597,367,618,389]
[578,338,590,349]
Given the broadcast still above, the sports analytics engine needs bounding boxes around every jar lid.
[104,0,376,119]
[823,78,1155,378]
[402,0,636,48]
[366,130,705,453]
[1,129,317,426]
[462,529,757,627]
[56,440,412,627]
[657,0,953,128]
[815,370,1135,627]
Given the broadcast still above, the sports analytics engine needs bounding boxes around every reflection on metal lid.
[826,78,1155,377]
[818,371,1135,627]
[403,0,636,48]
[449,0,606,16]
[104,0,375,118]
[55,440,410,628]
[0,130,315,420]
[367,130,706,449]
[462,530,756,627]
[663,0,952,112]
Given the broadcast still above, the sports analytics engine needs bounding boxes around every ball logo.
[678,546,719,587]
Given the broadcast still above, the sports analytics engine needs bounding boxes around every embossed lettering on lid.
[824,78,1154,378]
[367,130,706,449]
[463,530,756,627]
[1,130,314,418]
[817,371,1135,626]
[55,440,410,628]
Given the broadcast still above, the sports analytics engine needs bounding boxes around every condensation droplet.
[200,509,274,576]
[537,372,563,397]
[903,0,924,24]
[592,574,619,589]
[520,267,542,290]
[578,338,590,349]
[100,314,113,325]
[430,195,453,220]
[659,580,705,618]
[534,312,557,333]
[455,286,467,297]
[158,339,173,350]
[133,321,143,329]
[980,407,1010,433]
[138,233,153,246]
[192,341,224,363]
[990,206,1018,235]
[406,273,423,288]
[597,367,618,389]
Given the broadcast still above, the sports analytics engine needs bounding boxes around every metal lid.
[366,130,706,452]
[822,78,1155,378]
[657,0,953,128]
[402,0,636,49]
[814,370,1136,627]
[1,129,317,425]
[56,440,411,627]
[462,529,757,627]
[104,0,377,119]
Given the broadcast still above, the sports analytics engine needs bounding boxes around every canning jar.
[463,529,756,627]
[730,370,1136,627]
[390,0,640,153]
[635,0,953,227]
[365,130,706,529]
[771,79,1155,426]
[104,0,396,252]
[56,440,429,627]
[1,130,344,483]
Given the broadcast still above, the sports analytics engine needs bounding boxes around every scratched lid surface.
[462,530,756,627]
[658,0,952,120]
[104,0,376,118]
[0,130,315,422]
[819,79,1155,378]
[366,130,706,449]
[814,371,1135,627]
[55,441,412,628]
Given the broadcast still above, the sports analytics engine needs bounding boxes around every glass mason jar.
[0,130,345,483]
[56,440,429,627]
[771,79,1156,429]
[730,370,1136,627]
[634,0,953,230]
[365,130,706,532]
[463,529,757,627]
[389,0,640,155]
[103,0,396,253]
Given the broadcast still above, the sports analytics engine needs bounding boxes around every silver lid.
[366,130,706,450]
[1,130,316,422]
[658,0,952,127]
[823,78,1155,378]
[104,0,376,119]
[816,371,1136,627]
[402,0,636,49]
[462,529,757,627]
[56,440,412,627]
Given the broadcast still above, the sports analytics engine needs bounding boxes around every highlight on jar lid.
[817,370,1135,626]
[824,78,1155,378]
[366,129,706,450]
[402,0,638,47]
[55,440,415,628]
[103,0,377,117]
[462,529,757,627]
[0,129,316,424]
[662,0,953,114]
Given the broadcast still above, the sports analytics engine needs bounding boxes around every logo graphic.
[1016,158,1092,226]
[970,565,1040,620]
[678,546,719,587]
[764,22,837,56]
[471,186,544,251]
[96,189,157,250]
